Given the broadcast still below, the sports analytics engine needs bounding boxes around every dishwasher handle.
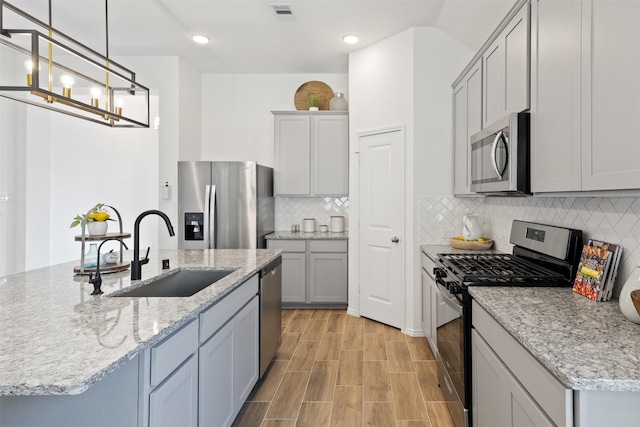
[261,256,282,278]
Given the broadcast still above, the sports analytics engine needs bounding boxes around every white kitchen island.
[0,249,282,427]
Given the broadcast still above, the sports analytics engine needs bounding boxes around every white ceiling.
[7,0,517,73]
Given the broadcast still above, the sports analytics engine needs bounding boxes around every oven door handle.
[435,278,464,315]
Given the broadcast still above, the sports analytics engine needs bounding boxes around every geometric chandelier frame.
[0,0,149,128]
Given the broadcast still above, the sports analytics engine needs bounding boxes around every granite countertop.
[267,231,348,240]
[0,249,282,396]
[470,287,640,392]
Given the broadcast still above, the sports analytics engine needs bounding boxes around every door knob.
[391,236,400,243]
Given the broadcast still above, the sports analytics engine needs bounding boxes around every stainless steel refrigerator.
[178,161,274,249]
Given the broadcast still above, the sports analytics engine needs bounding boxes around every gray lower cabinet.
[149,353,199,427]
[472,301,572,427]
[199,295,259,427]
[274,240,306,303]
[139,318,200,427]
[309,251,348,304]
[268,239,347,307]
[420,251,437,354]
[472,330,553,427]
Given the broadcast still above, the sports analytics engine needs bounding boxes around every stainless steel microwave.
[470,112,530,195]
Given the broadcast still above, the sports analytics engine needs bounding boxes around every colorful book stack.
[572,239,623,301]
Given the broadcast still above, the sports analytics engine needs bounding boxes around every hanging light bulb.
[90,87,102,108]
[24,59,40,86]
[60,74,74,98]
[114,97,124,115]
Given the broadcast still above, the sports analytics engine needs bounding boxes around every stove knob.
[434,268,445,279]
[450,284,462,295]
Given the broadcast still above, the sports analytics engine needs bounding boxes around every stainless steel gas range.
[432,220,583,427]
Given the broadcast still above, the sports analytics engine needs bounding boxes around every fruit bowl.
[631,290,640,316]
[449,237,494,250]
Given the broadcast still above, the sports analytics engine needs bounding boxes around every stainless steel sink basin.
[111,269,236,297]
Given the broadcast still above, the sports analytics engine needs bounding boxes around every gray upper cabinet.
[531,0,640,193]
[273,111,349,197]
[530,0,582,192]
[274,114,311,195]
[453,60,482,196]
[581,0,640,191]
[453,0,529,196]
[482,1,530,128]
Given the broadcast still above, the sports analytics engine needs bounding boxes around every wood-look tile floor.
[233,309,456,427]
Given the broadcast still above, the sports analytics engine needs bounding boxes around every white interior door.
[358,128,405,329]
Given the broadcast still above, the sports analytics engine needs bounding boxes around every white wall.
[348,27,472,335]
[118,56,181,251]
[48,97,160,267]
[0,98,21,275]
[200,74,348,167]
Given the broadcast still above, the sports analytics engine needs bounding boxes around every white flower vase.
[619,267,640,324]
[87,221,108,236]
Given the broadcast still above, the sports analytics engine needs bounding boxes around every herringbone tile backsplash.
[275,197,349,230]
[420,196,640,297]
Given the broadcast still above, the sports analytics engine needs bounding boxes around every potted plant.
[70,203,112,236]
[308,96,320,111]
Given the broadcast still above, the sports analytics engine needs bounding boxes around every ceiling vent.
[269,4,296,21]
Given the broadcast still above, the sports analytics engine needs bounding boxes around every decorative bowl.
[631,290,640,316]
[449,237,494,250]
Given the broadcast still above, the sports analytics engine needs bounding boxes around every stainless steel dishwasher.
[259,256,282,378]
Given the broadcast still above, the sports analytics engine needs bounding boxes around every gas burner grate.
[438,253,566,282]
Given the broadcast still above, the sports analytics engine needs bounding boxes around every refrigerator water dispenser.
[184,212,204,240]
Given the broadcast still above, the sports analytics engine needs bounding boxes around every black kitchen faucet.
[131,210,175,281]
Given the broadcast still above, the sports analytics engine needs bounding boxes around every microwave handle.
[491,131,508,180]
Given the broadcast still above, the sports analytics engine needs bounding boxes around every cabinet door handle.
[391,236,400,243]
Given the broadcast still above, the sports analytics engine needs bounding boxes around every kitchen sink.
[111,269,236,298]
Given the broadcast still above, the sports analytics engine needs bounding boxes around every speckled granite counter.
[266,231,348,240]
[470,287,640,392]
[0,249,281,396]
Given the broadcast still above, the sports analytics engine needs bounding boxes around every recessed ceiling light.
[342,34,359,44]
[191,34,211,44]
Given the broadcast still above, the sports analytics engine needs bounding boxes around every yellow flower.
[88,212,110,221]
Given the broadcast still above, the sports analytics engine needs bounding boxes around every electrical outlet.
[0,192,11,203]
[441,229,455,238]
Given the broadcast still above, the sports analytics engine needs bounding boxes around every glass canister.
[329,92,348,111]
[84,243,98,268]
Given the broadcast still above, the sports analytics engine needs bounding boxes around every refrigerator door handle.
[209,185,216,249]
[204,184,212,249]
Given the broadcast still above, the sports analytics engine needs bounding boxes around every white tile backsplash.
[276,197,349,231]
[420,195,640,297]
[419,196,485,243]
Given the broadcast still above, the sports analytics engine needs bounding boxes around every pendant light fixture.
[0,0,149,128]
